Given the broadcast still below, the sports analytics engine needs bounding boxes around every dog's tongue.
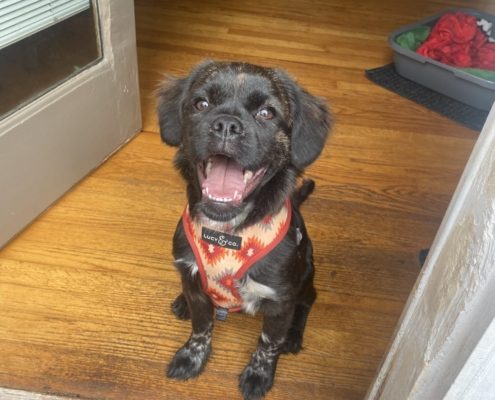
[203,156,245,201]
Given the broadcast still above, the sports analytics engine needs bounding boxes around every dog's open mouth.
[198,155,266,204]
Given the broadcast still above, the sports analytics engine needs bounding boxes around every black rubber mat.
[365,64,488,131]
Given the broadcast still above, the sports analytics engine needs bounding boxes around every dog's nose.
[211,116,243,138]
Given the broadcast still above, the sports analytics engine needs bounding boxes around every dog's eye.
[256,107,274,120]
[194,99,209,111]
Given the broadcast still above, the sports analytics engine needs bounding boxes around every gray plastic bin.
[389,9,495,111]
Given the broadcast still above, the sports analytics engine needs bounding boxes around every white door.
[366,102,495,399]
[0,0,141,248]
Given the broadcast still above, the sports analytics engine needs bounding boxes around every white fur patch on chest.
[237,275,278,315]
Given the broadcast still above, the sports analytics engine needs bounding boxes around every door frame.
[0,0,141,248]
[366,103,495,399]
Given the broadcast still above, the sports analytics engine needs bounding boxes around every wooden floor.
[1,1,494,399]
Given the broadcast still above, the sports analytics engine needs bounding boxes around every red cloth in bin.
[417,12,495,71]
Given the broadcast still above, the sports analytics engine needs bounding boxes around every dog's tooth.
[206,159,213,176]
[234,191,242,201]
[243,170,253,183]
[205,193,234,202]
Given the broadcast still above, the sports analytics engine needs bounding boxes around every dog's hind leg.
[282,237,317,355]
[281,280,316,354]
[171,293,191,320]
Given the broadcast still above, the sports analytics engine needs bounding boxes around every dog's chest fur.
[236,275,278,314]
[181,259,278,315]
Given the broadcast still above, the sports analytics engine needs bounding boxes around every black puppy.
[157,60,331,399]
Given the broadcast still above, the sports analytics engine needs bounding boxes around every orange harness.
[182,200,292,312]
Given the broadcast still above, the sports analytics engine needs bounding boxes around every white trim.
[0,387,76,399]
[445,318,495,399]
[366,101,495,399]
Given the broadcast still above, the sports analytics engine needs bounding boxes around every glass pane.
[0,2,101,120]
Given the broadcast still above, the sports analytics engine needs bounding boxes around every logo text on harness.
[201,227,242,250]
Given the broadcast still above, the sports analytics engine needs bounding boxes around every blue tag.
[216,307,229,321]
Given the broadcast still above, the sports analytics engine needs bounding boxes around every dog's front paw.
[171,293,190,320]
[239,361,276,400]
[167,340,211,380]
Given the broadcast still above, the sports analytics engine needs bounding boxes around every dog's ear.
[276,71,331,170]
[156,60,219,146]
[156,77,186,146]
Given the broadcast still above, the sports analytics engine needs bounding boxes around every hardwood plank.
[1,0,490,399]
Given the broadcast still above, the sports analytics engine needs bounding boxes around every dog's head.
[157,60,331,224]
